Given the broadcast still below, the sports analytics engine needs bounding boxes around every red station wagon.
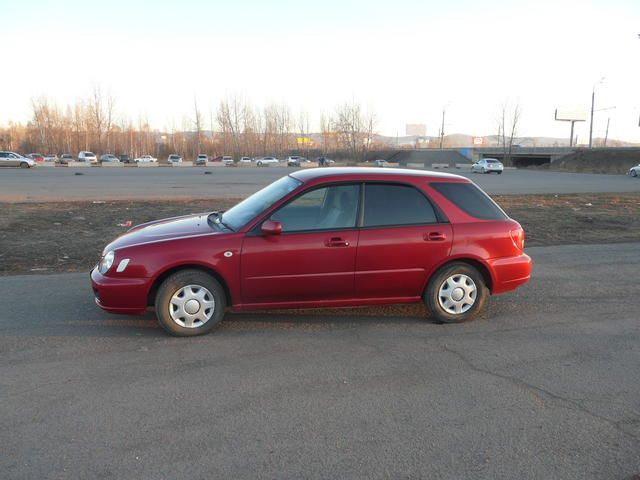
[91,168,532,336]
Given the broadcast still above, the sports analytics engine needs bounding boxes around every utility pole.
[439,108,445,149]
[588,87,595,148]
[603,117,610,147]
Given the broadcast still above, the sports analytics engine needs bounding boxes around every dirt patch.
[1,193,639,275]
[549,148,640,174]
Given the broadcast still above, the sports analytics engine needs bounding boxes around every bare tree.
[497,102,521,166]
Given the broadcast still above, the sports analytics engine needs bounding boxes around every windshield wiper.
[208,211,233,231]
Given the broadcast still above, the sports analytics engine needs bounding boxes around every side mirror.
[261,219,282,235]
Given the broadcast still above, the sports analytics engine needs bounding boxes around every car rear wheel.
[481,167,486,173]
[19,162,30,169]
[632,170,638,177]
[497,171,502,175]
[424,262,488,324]
[155,269,226,336]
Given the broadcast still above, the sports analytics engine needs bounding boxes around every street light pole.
[588,87,595,148]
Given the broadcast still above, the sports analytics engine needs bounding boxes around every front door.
[355,183,453,299]
[241,184,360,306]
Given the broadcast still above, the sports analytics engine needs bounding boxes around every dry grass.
[1,193,639,275]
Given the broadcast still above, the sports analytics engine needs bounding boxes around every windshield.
[221,175,302,231]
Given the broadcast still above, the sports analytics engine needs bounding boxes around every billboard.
[406,124,426,136]
[472,136,484,145]
[555,108,588,122]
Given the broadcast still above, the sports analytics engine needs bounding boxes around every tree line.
[0,88,379,162]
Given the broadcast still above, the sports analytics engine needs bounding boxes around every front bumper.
[488,253,532,294]
[91,267,150,315]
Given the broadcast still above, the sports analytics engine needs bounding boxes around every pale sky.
[2,0,640,142]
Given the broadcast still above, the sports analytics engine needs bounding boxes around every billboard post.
[554,108,587,147]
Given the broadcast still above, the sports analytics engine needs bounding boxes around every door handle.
[326,237,350,247]
[424,232,447,241]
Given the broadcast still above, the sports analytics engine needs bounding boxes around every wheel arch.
[147,263,233,307]
[424,257,495,294]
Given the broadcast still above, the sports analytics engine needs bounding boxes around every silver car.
[471,158,504,174]
[0,151,35,168]
[628,164,640,178]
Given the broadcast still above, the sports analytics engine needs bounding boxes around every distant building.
[406,124,426,136]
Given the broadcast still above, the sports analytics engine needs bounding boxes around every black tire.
[632,170,638,177]
[257,161,263,167]
[497,171,502,175]
[20,162,30,169]
[154,269,226,336]
[424,262,488,324]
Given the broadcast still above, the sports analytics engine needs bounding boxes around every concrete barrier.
[68,162,91,167]
[204,162,226,167]
[136,162,158,167]
[432,163,449,169]
[455,163,473,169]
[38,162,56,167]
[101,162,124,167]
[170,161,193,167]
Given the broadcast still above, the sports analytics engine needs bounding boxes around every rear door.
[355,183,452,299]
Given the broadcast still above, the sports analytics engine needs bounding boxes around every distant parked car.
[374,159,389,167]
[58,154,74,164]
[195,154,208,165]
[44,154,58,162]
[79,151,98,164]
[472,158,503,174]
[287,156,303,167]
[628,164,640,177]
[222,156,234,165]
[135,155,157,163]
[168,154,183,164]
[239,157,252,163]
[100,154,120,164]
[0,151,35,168]
[119,154,132,164]
[27,153,45,162]
[256,156,279,167]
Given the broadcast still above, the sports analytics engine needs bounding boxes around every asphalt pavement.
[0,166,638,201]
[1,242,639,479]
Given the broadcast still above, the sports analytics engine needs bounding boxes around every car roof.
[290,167,469,183]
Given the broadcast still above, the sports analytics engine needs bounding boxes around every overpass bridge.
[387,147,575,167]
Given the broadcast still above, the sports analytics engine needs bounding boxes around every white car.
[0,151,35,168]
[135,155,158,163]
[256,156,279,166]
[44,154,58,162]
[78,151,98,164]
[471,158,503,174]
[239,157,252,163]
[222,156,234,165]
[628,164,640,177]
[168,154,182,164]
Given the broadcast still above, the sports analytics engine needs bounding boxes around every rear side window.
[431,182,507,220]
[363,184,438,227]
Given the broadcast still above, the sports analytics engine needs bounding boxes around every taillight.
[510,228,525,251]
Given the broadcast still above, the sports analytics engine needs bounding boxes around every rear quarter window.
[431,182,507,221]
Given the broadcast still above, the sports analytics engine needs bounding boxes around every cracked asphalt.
[1,242,639,479]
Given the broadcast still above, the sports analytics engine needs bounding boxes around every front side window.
[271,184,359,232]
[363,184,437,227]
[222,175,302,230]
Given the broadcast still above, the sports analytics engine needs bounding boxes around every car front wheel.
[632,170,638,177]
[424,262,488,324]
[20,162,30,168]
[155,269,226,336]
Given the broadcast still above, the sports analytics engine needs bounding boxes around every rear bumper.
[487,253,532,294]
[91,267,150,315]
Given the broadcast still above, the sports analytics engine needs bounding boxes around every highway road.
[1,242,639,479]
[0,166,638,201]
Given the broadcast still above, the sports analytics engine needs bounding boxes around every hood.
[106,213,222,251]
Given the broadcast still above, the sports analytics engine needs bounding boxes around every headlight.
[99,250,115,274]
